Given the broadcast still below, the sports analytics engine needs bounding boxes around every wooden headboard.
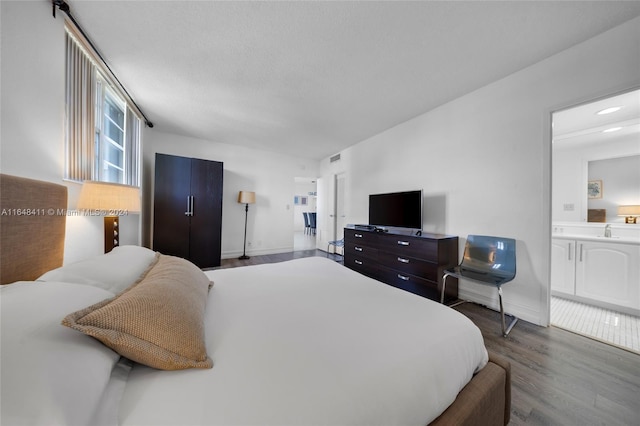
[0,174,68,284]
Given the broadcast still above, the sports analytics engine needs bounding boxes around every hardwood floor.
[216,251,640,425]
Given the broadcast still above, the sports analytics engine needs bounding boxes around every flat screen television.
[368,190,423,230]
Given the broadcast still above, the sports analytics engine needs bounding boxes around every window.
[96,78,126,183]
[65,27,141,186]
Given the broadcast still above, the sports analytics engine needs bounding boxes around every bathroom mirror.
[587,155,640,222]
[552,89,640,224]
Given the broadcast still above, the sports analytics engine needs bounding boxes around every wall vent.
[330,154,341,163]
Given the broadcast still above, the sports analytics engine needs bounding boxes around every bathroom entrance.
[550,89,640,354]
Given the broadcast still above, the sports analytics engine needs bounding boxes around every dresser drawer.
[344,228,378,245]
[377,251,438,281]
[378,234,438,259]
[344,253,379,277]
[377,266,440,301]
[345,242,378,260]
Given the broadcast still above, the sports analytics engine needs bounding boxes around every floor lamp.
[77,181,141,253]
[237,191,256,260]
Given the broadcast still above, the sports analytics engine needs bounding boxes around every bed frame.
[0,173,511,425]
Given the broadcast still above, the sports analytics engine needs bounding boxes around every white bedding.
[119,257,488,425]
[1,253,488,426]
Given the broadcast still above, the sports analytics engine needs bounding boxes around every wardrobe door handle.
[185,196,191,216]
[568,243,572,261]
[579,244,583,262]
[185,196,194,216]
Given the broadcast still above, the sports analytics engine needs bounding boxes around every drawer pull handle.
[355,247,363,252]
[397,274,410,281]
[355,260,363,265]
[397,241,410,246]
[397,257,409,263]
[355,233,363,238]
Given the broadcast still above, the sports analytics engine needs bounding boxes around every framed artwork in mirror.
[588,180,603,199]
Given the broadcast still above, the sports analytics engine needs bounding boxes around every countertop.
[552,234,640,245]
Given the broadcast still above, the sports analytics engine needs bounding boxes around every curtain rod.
[52,0,154,128]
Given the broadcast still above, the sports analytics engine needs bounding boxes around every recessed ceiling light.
[596,106,622,115]
[603,127,622,133]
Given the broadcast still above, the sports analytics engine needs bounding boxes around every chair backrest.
[303,212,309,227]
[460,235,516,282]
[309,212,316,228]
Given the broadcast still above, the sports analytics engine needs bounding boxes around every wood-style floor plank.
[216,250,640,425]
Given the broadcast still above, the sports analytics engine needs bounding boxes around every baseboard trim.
[459,284,542,326]
[221,246,295,259]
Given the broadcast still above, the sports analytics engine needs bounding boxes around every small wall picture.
[588,180,603,199]
[294,195,308,206]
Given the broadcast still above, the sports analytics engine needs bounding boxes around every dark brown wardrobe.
[153,153,223,268]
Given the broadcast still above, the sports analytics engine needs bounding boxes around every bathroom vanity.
[552,223,640,315]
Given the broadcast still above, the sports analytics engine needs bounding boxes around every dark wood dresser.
[344,226,459,303]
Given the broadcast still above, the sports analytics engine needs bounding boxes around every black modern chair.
[309,212,317,235]
[302,212,310,234]
[441,235,518,337]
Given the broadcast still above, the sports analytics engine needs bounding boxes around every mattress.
[120,256,488,425]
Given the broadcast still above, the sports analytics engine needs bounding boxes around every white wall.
[320,16,640,326]
[142,130,319,258]
[0,1,140,264]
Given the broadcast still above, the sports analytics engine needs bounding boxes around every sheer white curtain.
[64,31,96,182]
[125,106,141,187]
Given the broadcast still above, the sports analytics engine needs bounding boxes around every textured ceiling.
[66,0,640,160]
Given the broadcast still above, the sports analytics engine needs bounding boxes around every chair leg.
[498,286,518,337]
[440,274,448,304]
[440,273,466,307]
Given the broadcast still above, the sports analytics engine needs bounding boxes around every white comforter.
[119,257,488,425]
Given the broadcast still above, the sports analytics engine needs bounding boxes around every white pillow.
[0,281,120,426]
[38,245,158,294]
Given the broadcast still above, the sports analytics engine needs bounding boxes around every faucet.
[604,224,612,238]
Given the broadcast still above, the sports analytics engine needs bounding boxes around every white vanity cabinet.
[575,241,639,309]
[551,237,640,311]
[551,239,576,296]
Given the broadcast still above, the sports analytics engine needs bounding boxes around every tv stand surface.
[343,226,459,303]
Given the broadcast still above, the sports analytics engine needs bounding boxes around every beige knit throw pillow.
[63,254,213,370]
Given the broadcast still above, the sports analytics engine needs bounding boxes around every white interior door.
[316,175,336,251]
[335,173,346,254]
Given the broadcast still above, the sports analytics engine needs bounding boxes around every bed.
[0,174,510,426]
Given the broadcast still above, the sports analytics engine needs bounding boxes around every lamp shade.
[237,191,256,204]
[77,181,141,213]
[617,205,640,217]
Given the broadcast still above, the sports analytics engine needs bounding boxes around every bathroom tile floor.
[551,296,640,354]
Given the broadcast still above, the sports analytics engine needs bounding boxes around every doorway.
[333,173,346,256]
[293,177,317,252]
[550,88,640,353]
